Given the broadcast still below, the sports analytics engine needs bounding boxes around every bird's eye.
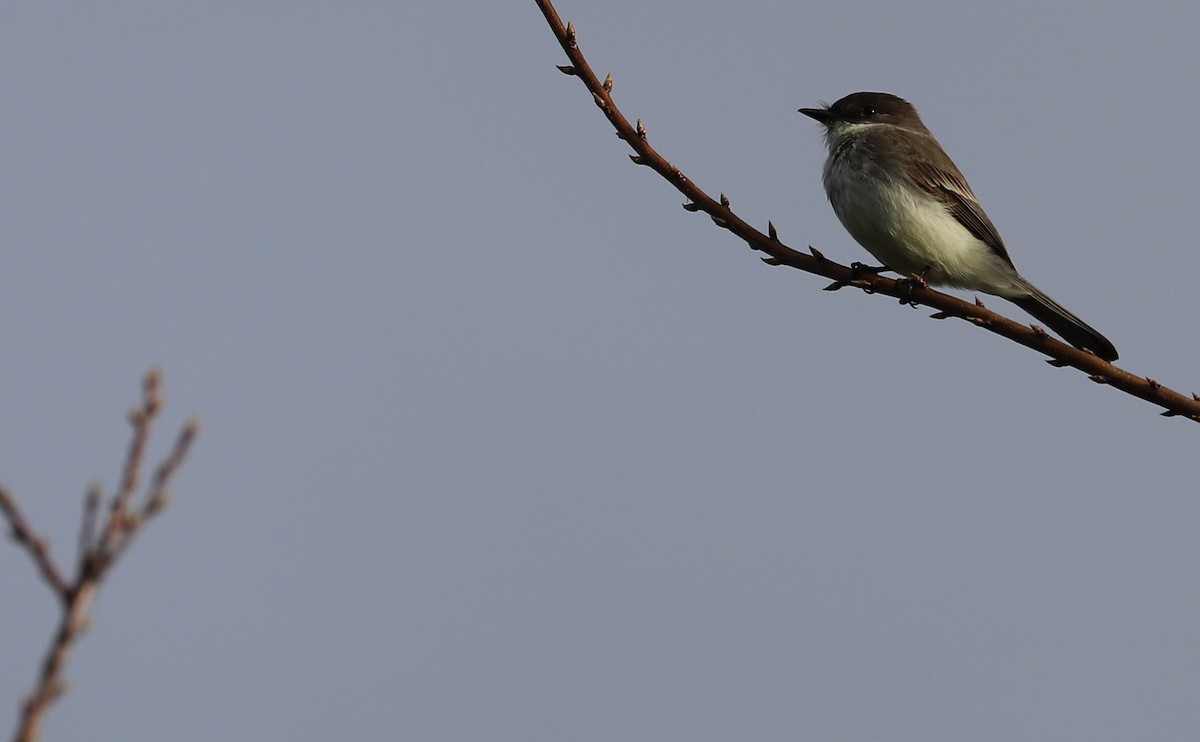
[862,105,877,116]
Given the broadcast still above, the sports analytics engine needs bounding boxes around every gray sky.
[3,1,1199,740]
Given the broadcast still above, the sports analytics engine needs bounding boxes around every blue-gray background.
[2,2,1198,740]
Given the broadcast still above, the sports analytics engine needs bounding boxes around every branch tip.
[78,484,102,566]
[183,415,202,438]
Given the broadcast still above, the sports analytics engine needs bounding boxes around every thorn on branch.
[1146,377,1161,392]
[710,216,728,228]
[566,20,576,48]
[602,73,613,91]
[823,281,846,291]
[1046,359,1070,367]
[761,257,782,266]
[809,246,826,261]
[929,311,952,320]
[635,119,647,139]
[1089,375,1109,384]
[592,92,607,110]
[768,221,778,241]
[974,297,987,308]
[1030,324,1049,339]
[556,64,577,76]
[682,202,700,212]
[628,154,645,165]
[719,193,730,207]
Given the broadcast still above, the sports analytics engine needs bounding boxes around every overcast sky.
[2,2,1199,740]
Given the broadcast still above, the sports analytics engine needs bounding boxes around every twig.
[534,0,1200,423]
[3,370,200,742]
[0,489,70,600]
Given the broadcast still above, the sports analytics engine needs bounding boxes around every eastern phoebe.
[799,92,1119,361]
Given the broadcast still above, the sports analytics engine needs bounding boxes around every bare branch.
[4,370,200,742]
[0,488,70,600]
[534,0,1200,423]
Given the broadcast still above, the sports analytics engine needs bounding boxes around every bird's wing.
[904,143,1016,269]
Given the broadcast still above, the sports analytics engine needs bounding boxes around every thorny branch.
[534,0,1200,424]
[2,369,200,742]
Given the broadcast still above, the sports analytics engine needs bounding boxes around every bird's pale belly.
[823,160,1021,295]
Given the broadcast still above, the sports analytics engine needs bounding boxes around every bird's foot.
[849,262,888,279]
[896,269,930,306]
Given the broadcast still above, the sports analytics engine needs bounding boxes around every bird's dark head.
[799,92,927,134]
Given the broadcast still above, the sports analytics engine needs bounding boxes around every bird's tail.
[1007,278,1118,361]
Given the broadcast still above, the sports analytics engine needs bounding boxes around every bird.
[798,91,1118,361]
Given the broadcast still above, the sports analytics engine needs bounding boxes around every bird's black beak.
[798,107,833,124]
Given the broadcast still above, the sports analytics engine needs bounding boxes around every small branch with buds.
[2,369,200,742]
[534,0,1200,423]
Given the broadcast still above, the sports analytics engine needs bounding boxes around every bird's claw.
[896,271,929,306]
[849,262,887,279]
